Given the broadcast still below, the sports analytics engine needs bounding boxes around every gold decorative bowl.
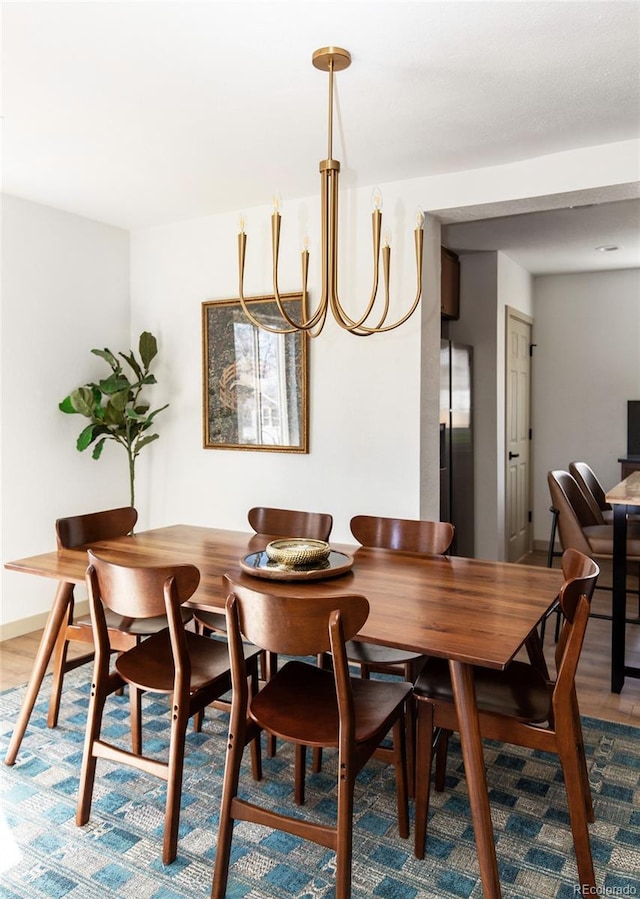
[265,538,331,569]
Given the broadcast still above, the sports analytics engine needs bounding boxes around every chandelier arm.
[237,231,300,334]
[330,205,385,330]
[268,212,327,331]
[342,228,424,334]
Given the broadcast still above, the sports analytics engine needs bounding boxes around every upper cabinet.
[441,247,460,320]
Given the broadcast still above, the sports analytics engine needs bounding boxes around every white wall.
[1,195,130,634]
[130,184,430,545]
[532,268,640,543]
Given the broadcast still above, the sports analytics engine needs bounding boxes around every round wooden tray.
[240,549,353,581]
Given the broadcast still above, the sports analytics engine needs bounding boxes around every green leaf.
[99,373,131,395]
[139,332,158,369]
[92,438,107,460]
[133,433,159,456]
[119,351,143,381]
[59,395,76,414]
[109,388,130,412]
[91,348,119,371]
[69,387,99,418]
[76,424,97,452]
[140,374,157,386]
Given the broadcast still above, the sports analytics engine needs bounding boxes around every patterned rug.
[0,665,639,899]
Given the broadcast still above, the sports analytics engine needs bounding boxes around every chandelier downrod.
[237,47,424,337]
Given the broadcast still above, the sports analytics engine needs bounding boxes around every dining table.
[4,523,565,899]
[606,470,640,693]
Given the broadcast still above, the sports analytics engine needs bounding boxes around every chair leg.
[294,743,306,805]
[211,713,248,899]
[414,699,435,860]
[163,698,189,865]
[434,728,451,792]
[265,652,278,757]
[334,749,355,899]
[391,716,409,839]
[570,689,595,823]
[76,672,114,827]
[130,685,143,755]
[556,722,596,891]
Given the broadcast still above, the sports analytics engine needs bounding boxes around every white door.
[506,309,533,562]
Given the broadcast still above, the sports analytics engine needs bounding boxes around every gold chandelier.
[237,47,424,338]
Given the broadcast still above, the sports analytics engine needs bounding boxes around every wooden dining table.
[4,524,564,899]
[606,470,640,693]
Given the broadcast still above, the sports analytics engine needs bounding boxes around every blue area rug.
[1,664,639,899]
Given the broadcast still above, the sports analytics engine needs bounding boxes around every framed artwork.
[202,293,309,452]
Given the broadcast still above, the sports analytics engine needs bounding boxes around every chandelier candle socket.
[237,47,425,337]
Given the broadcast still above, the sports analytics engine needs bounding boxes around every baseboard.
[0,600,90,643]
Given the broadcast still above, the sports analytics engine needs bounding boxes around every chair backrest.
[350,515,454,555]
[56,507,138,549]
[547,471,603,554]
[248,507,333,542]
[569,461,611,515]
[553,549,599,706]
[86,550,200,621]
[223,575,368,657]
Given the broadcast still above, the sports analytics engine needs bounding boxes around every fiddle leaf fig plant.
[59,331,169,508]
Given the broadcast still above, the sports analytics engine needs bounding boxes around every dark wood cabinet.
[441,247,460,320]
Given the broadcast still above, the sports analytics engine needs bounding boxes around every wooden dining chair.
[312,515,454,788]
[194,505,334,644]
[47,506,192,752]
[76,551,262,865]
[193,506,333,752]
[48,506,138,728]
[211,575,411,899]
[346,515,455,679]
[413,548,599,893]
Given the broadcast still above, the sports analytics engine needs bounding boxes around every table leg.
[5,581,74,765]
[449,659,501,899]
[611,504,627,694]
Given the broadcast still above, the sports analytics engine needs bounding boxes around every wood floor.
[1,552,639,726]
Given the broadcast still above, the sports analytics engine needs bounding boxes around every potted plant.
[59,331,169,508]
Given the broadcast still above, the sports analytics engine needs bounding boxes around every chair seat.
[250,660,412,747]
[584,522,640,558]
[413,657,551,724]
[345,639,425,668]
[75,606,193,636]
[116,629,259,693]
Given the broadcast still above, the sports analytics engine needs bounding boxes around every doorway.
[505,307,533,562]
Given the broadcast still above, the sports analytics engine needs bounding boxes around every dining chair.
[193,505,333,752]
[46,505,191,748]
[568,461,614,522]
[76,551,262,865]
[412,548,599,892]
[547,469,640,625]
[193,505,333,649]
[211,575,411,899]
[314,515,454,789]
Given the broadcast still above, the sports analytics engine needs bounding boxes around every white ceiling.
[2,1,639,273]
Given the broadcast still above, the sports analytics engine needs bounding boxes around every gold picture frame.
[202,293,309,452]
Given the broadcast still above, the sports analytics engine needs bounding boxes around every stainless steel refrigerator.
[440,340,474,557]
